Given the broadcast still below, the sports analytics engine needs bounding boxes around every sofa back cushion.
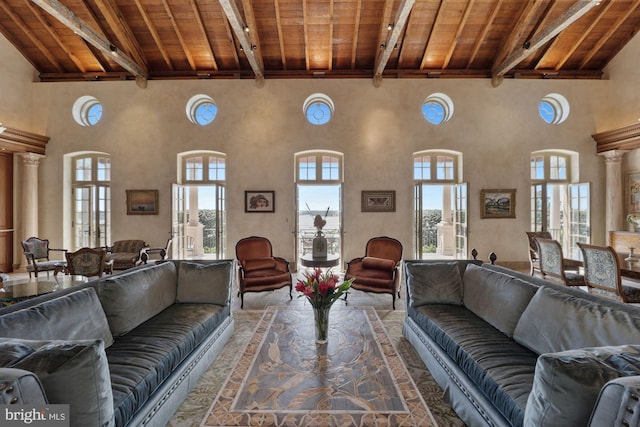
[98,262,177,336]
[462,265,539,338]
[177,260,233,305]
[513,285,640,355]
[0,288,114,348]
[405,261,464,306]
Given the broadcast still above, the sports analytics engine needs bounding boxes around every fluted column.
[600,150,627,243]
[19,153,45,269]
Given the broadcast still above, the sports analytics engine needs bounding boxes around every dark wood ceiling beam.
[218,0,264,84]
[466,0,501,69]
[1,1,64,72]
[328,0,334,70]
[30,0,148,83]
[374,0,415,86]
[274,0,287,69]
[94,0,148,69]
[160,0,196,70]
[25,1,87,72]
[303,0,310,70]
[491,0,600,86]
[443,0,475,69]
[133,0,174,70]
[189,0,219,70]
[350,0,362,70]
[579,2,639,69]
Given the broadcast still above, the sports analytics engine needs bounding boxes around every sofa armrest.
[589,376,640,427]
[0,368,48,405]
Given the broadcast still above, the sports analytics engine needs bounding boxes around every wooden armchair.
[235,236,292,308]
[535,238,585,287]
[104,240,148,270]
[526,231,581,276]
[65,247,107,278]
[21,237,67,278]
[344,236,403,309]
[141,237,173,264]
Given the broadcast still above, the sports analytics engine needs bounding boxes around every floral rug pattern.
[169,308,464,427]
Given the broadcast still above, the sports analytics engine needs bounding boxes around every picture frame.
[481,189,516,219]
[361,190,396,212]
[245,191,275,213]
[126,189,159,215]
[627,170,640,215]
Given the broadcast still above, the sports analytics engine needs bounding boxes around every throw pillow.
[177,261,232,305]
[12,339,114,427]
[243,258,276,272]
[405,262,463,307]
[362,257,396,271]
[524,345,640,427]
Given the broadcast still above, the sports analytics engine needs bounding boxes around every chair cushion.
[243,258,277,272]
[362,256,396,271]
[4,338,114,427]
[524,345,640,427]
[177,261,232,305]
[242,269,291,288]
[405,261,463,306]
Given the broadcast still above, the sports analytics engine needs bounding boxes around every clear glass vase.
[313,305,331,344]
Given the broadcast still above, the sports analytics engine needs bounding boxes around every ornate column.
[600,150,627,242]
[19,153,45,269]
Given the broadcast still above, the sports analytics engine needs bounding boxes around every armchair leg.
[240,292,244,309]
[288,284,293,300]
[392,294,396,310]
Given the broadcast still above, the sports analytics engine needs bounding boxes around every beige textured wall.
[29,77,607,266]
[0,34,36,130]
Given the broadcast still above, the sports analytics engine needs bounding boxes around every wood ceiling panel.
[2,0,638,82]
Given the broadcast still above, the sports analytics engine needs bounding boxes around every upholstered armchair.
[235,236,292,308]
[65,247,107,278]
[344,236,403,309]
[104,240,148,270]
[141,238,173,264]
[526,231,581,276]
[21,237,67,278]
[535,238,585,287]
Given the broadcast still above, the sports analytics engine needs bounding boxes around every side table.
[300,254,340,270]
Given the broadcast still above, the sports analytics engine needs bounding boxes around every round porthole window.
[422,93,454,125]
[303,93,334,125]
[539,93,570,124]
[186,94,218,126]
[72,96,103,126]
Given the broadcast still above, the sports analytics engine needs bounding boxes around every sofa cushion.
[405,262,463,306]
[0,288,114,348]
[177,261,232,305]
[524,345,640,427]
[513,286,640,355]
[8,338,114,427]
[107,303,228,427]
[463,265,538,337]
[98,262,177,337]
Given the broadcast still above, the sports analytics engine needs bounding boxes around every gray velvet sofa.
[0,259,234,427]
[403,260,640,427]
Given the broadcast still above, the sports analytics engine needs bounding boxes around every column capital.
[599,149,628,163]
[19,152,45,166]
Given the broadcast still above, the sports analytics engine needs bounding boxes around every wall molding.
[592,122,640,153]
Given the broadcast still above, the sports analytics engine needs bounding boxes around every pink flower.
[295,268,353,309]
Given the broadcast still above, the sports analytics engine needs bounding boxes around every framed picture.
[627,170,640,214]
[126,189,158,215]
[245,191,275,213]
[481,189,516,219]
[361,190,396,212]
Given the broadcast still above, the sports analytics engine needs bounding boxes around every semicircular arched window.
[303,93,334,125]
[72,96,103,126]
[422,93,454,125]
[538,93,570,124]
[186,94,218,126]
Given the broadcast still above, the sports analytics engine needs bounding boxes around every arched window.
[538,93,570,125]
[71,153,111,248]
[530,150,589,259]
[175,151,226,259]
[413,150,466,259]
[72,96,103,126]
[422,93,454,125]
[303,94,334,125]
[186,94,218,126]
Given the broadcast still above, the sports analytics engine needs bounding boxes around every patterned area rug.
[169,307,465,427]
[202,306,435,426]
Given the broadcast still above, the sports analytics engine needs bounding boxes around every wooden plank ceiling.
[0,0,639,86]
